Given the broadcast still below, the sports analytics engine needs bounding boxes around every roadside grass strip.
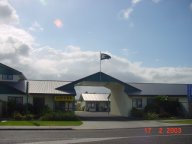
[0,120,82,126]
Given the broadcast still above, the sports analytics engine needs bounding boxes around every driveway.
[75,111,129,121]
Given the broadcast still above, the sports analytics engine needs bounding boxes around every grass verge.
[0,120,82,126]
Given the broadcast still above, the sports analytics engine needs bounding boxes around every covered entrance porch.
[57,72,140,117]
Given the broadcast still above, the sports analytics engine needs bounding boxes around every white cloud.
[120,0,142,20]
[1,0,192,84]
[0,24,34,45]
[0,0,19,24]
[1,25,192,83]
[122,8,134,19]
[1,26,192,83]
[132,0,142,5]
[29,21,44,32]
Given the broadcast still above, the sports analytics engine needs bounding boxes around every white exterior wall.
[106,83,132,117]
[81,101,86,111]
[142,97,148,109]
[45,95,54,110]
[178,97,188,112]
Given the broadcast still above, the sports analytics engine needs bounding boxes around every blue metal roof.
[57,72,141,94]
[0,82,25,94]
[128,83,187,96]
[0,63,26,80]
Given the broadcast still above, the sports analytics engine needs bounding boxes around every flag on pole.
[99,52,111,79]
[100,53,111,60]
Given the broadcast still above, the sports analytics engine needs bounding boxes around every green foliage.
[144,96,183,118]
[144,104,159,113]
[23,103,34,114]
[40,105,52,115]
[158,112,171,118]
[130,108,144,118]
[163,101,181,116]
[144,112,159,120]
[155,95,168,103]
[40,111,79,121]
[7,101,23,116]
[0,121,82,126]
[33,105,52,116]
[13,112,24,120]
[13,112,34,120]
[24,114,35,120]
[76,102,83,111]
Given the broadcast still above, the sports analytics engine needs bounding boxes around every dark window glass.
[2,75,13,80]
[147,98,155,105]
[132,98,142,108]
[8,97,23,104]
[33,97,45,108]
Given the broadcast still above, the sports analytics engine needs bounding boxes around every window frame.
[8,96,23,105]
[2,74,13,80]
[132,98,142,108]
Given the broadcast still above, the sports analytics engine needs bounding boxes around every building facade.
[0,63,191,117]
[28,80,75,112]
[0,63,27,116]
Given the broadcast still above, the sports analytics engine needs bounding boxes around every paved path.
[77,120,190,129]
[0,120,190,130]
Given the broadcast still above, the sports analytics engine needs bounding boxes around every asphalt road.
[0,126,191,144]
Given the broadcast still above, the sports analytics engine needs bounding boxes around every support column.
[106,84,132,117]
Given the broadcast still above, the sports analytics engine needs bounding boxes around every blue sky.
[1,0,192,83]
[10,0,192,67]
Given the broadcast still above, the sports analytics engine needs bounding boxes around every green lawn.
[163,119,192,124]
[0,120,82,126]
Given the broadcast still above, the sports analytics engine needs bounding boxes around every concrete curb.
[0,120,191,130]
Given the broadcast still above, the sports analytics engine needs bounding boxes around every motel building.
[0,63,191,117]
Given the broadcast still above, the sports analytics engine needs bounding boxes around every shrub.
[130,108,144,118]
[23,103,35,114]
[40,111,79,121]
[40,105,52,115]
[24,114,35,120]
[144,104,159,113]
[13,112,24,120]
[145,112,159,120]
[7,102,24,116]
[158,112,171,118]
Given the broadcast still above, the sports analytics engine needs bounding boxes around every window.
[33,97,45,108]
[8,97,23,104]
[2,74,13,80]
[147,98,155,105]
[132,98,142,108]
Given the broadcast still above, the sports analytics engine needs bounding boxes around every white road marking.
[21,137,126,144]
[20,133,192,144]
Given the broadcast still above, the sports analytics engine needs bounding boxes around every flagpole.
[100,51,101,81]
[100,51,101,73]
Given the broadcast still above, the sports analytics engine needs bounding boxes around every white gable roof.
[28,80,72,95]
[80,93,110,101]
